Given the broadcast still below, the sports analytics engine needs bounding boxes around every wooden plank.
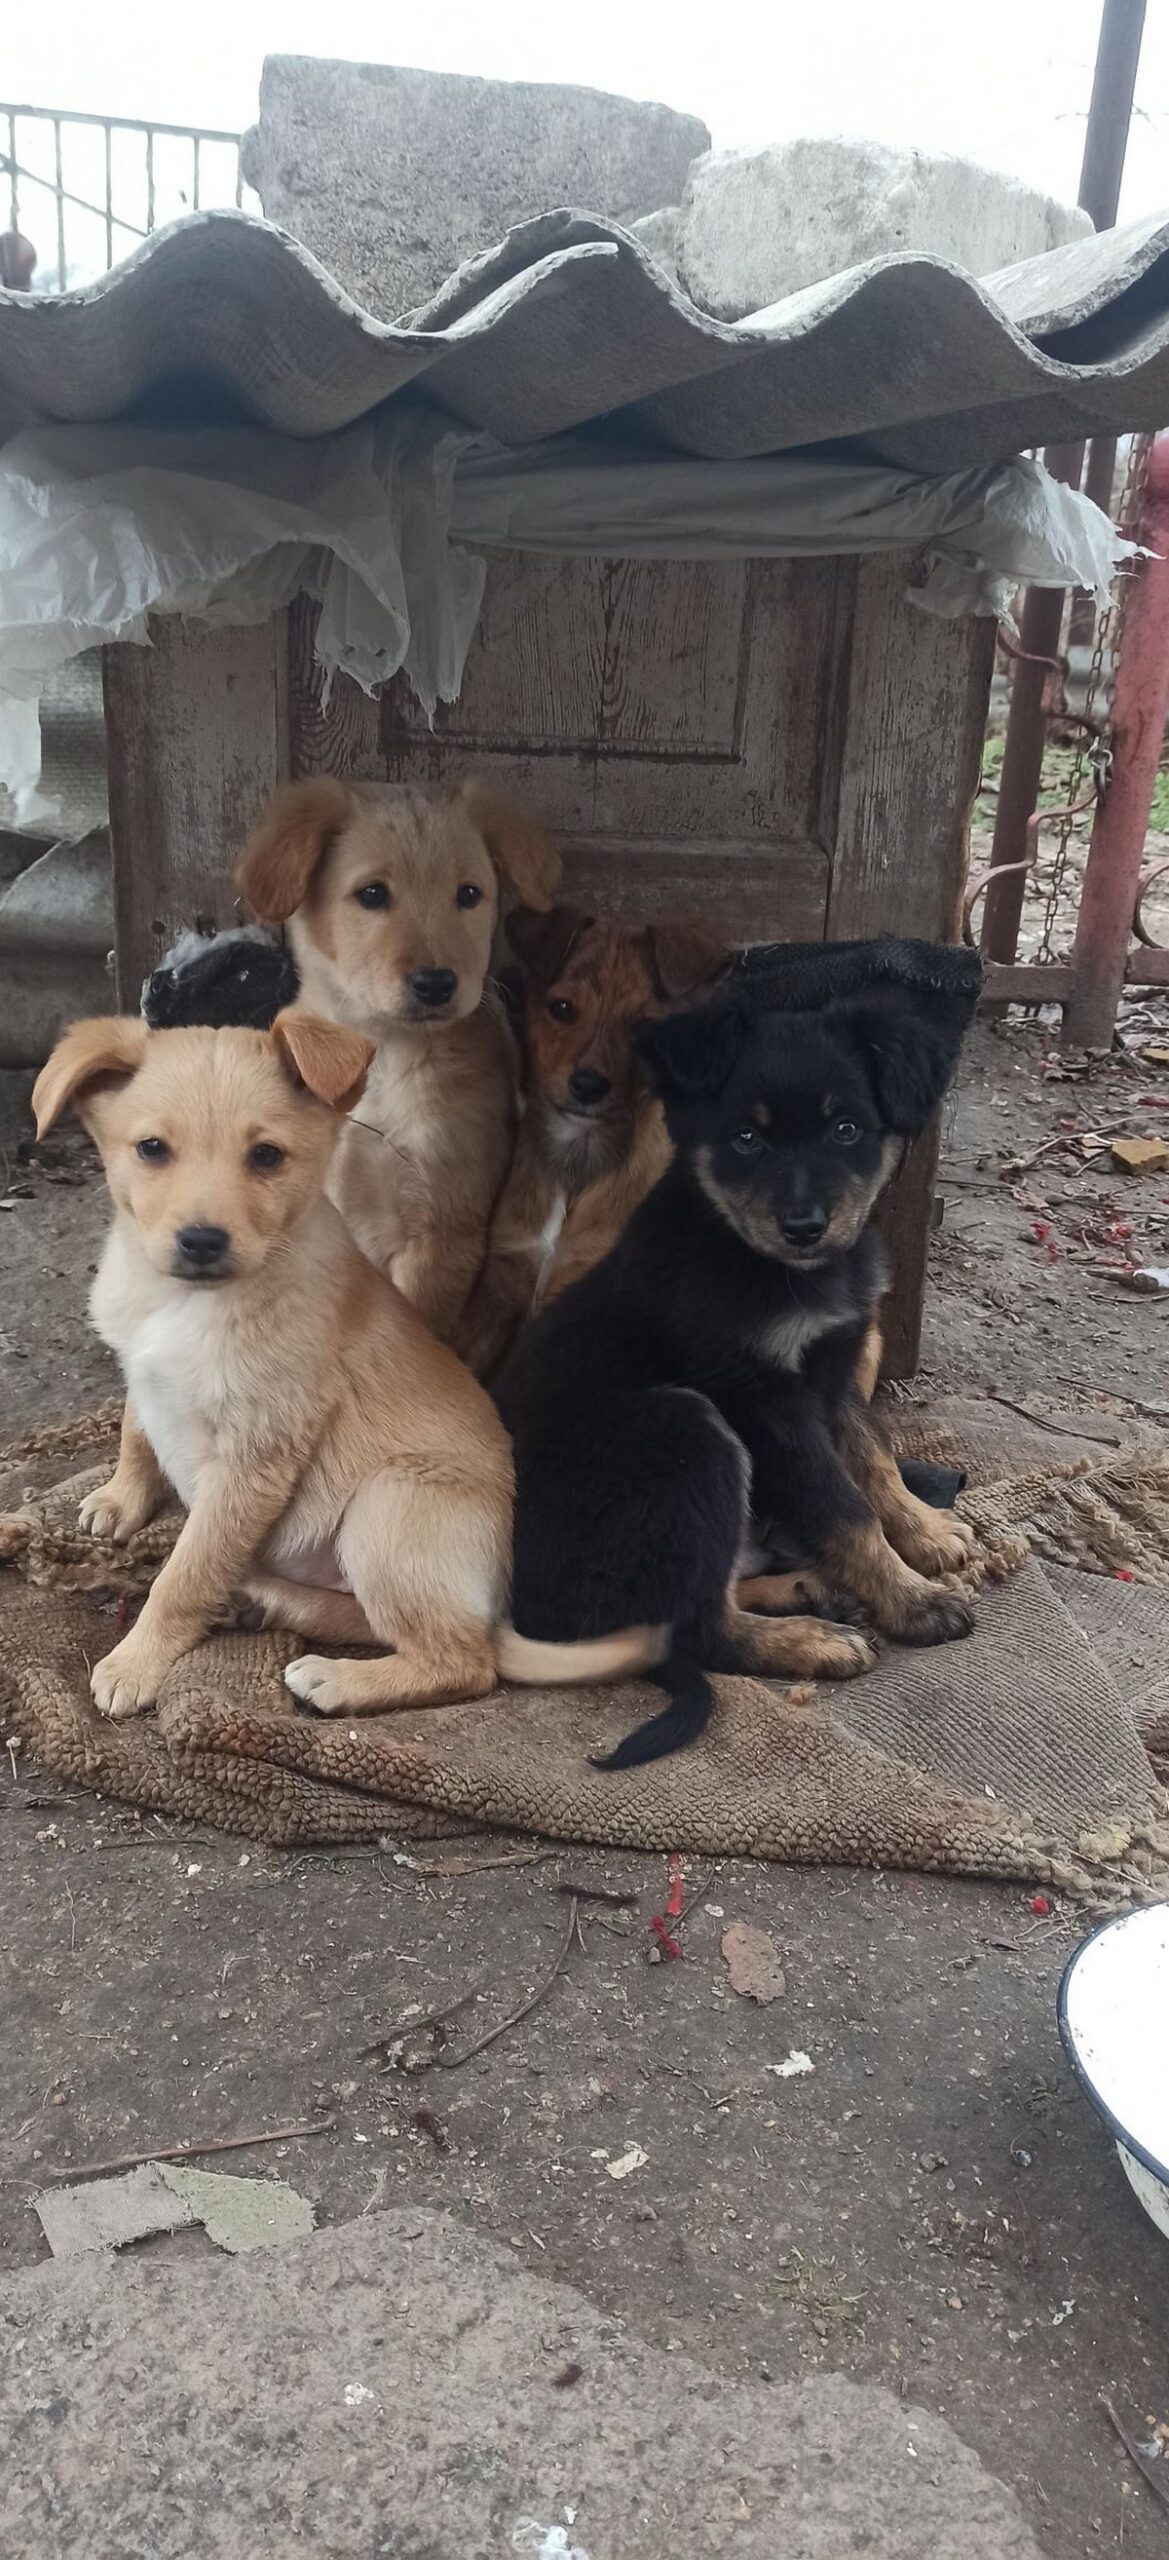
[877,1127,940,1381]
[105,615,290,1004]
[829,556,997,1376]
[288,595,380,778]
[1127,947,1169,986]
[379,554,849,851]
[980,960,1075,1005]
[829,554,997,939]
[382,553,752,759]
[560,838,828,942]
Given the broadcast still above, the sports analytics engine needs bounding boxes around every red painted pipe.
[1065,432,1169,1047]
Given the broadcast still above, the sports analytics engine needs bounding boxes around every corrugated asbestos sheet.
[0,203,1167,469]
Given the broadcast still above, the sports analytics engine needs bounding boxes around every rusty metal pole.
[980,444,1084,974]
[1064,432,1169,1048]
[980,0,1145,977]
[1078,0,1146,228]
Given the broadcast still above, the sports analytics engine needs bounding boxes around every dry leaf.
[721,1921,786,2004]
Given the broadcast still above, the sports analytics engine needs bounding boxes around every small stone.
[1110,1136,1169,1175]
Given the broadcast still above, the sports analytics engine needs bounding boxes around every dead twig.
[398,1844,554,1880]
[437,1897,581,2071]
[555,1881,639,1907]
[677,1866,717,1925]
[661,2062,752,2110]
[358,1987,480,2062]
[1099,2396,1169,2516]
[45,2116,336,2185]
[983,1392,1120,1448]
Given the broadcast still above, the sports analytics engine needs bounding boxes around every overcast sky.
[5,0,1169,221]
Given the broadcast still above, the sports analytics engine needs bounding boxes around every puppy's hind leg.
[284,1470,504,1716]
[716,1601,877,1684]
[241,1576,375,1645]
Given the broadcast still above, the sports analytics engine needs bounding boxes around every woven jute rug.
[1,1402,1167,1899]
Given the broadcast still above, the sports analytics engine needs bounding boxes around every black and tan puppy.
[493,980,975,1769]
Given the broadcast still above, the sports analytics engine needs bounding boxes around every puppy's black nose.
[408,967,457,1009]
[175,1223,230,1274]
[568,1067,611,1106]
[782,1210,828,1248]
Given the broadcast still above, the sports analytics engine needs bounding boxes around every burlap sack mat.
[2,1404,1167,1898]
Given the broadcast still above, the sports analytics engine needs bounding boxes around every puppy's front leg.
[90,1450,300,1720]
[79,1400,170,1544]
[734,1406,973,1648]
[836,1402,976,1578]
[391,1223,491,1341]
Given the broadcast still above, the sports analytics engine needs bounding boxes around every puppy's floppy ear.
[457,781,560,911]
[32,1016,149,1137]
[846,986,969,1135]
[642,921,733,1001]
[635,998,748,1101]
[506,903,591,984]
[271,1010,375,1114]
[235,779,353,924]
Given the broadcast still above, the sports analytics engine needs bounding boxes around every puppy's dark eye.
[731,1127,761,1156]
[455,882,483,910]
[354,881,390,911]
[135,1137,170,1164]
[547,997,577,1025]
[248,1142,285,1174]
[832,1118,861,1147]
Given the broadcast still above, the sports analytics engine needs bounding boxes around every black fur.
[142,927,298,1032]
[494,978,973,1769]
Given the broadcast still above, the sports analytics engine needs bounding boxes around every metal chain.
[1034,433,1153,962]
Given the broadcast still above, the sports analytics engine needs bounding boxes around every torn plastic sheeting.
[0,415,1136,822]
[0,408,485,821]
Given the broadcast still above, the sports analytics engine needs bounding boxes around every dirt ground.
[3,1010,1169,2560]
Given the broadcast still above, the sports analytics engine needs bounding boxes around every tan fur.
[33,1013,514,1720]
[720,1596,876,1682]
[824,1406,974,1642]
[494,1624,669,1684]
[456,911,729,1377]
[854,1318,884,1404]
[837,1404,977,1582]
[235,778,560,1340]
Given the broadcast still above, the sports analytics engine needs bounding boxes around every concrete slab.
[0,2205,1042,2557]
[242,56,709,319]
[676,138,1092,321]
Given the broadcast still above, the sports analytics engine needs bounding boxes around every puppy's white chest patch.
[756,1306,833,1375]
[128,1354,216,1510]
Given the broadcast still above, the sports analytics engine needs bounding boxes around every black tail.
[898,1457,966,1508]
[592,1652,715,1772]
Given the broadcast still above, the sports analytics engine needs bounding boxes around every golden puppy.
[235,778,559,1339]
[32,1012,514,1721]
[456,907,730,1378]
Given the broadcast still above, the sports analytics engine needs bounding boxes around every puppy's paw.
[891,1508,977,1578]
[90,1641,163,1720]
[895,1587,975,1647]
[284,1655,350,1715]
[79,1479,152,1544]
[815,1625,879,1680]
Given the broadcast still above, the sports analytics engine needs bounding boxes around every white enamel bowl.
[1058,1903,1169,2241]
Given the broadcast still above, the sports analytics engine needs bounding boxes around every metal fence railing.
[2,100,258,291]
